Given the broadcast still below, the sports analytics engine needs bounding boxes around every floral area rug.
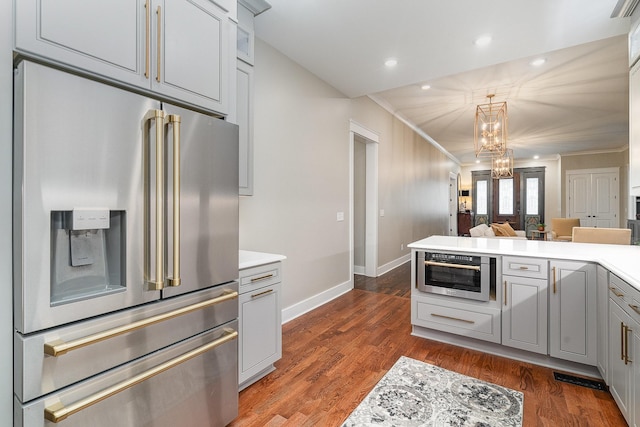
[342,356,523,426]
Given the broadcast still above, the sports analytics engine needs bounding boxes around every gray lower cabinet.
[501,256,548,354]
[607,273,640,426]
[502,275,548,354]
[548,260,597,365]
[596,265,609,381]
[238,261,282,390]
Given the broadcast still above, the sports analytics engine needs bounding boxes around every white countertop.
[409,236,640,291]
[239,250,286,270]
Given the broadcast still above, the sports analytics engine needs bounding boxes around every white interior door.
[567,168,619,227]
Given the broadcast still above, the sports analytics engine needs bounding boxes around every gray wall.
[239,39,457,314]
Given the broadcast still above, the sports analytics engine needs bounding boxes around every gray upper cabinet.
[14,0,235,115]
[236,0,270,195]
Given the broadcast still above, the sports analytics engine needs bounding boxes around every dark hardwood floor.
[229,262,626,426]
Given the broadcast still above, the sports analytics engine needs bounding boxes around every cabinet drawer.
[239,262,281,294]
[609,274,633,304]
[503,256,548,279]
[411,296,501,344]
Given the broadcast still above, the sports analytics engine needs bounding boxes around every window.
[526,178,539,215]
[476,180,487,215]
[498,179,513,215]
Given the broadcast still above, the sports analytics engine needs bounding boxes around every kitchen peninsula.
[409,235,640,425]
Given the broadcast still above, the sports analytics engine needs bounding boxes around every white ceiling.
[254,1,633,164]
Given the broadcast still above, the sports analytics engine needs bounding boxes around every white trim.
[377,254,411,277]
[367,94,460,165]
[349,119,380,142]
[349,120,379,278]
[353,265,365,275]
[281,279,353,324]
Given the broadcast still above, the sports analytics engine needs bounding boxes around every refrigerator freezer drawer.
[15,283,238,403]
[15,320,239,427]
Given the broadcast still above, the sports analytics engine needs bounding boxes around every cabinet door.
[632,322,640,427]
[609,300,632,422]
[15,0,147,88]
[596,265,609,381]
[237,60,254,195]
[631,61,640,196]
[154,0,230,114]
[502,275,548,354]
[238,283,282,386]
[549,260,597,365]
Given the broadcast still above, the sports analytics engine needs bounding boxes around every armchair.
[550,218,581,241]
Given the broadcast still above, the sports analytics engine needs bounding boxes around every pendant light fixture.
[474,94,508,158]
[491,148,514,179]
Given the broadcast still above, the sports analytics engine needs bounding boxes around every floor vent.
[553,372,607,391]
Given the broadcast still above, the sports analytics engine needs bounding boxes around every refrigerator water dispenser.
[50,209,126,306]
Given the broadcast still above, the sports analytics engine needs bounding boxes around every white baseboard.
[377,253,411,276]
[353,265,365,275]
[411,325,601,379]
[281,279,353,324]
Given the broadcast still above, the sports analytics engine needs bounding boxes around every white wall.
[1,1,13,425]
[240,39,458,318]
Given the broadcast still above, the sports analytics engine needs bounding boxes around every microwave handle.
[424,260,481,271]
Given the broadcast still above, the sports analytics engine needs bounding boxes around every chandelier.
[491,148,514,179]
[474,94,508,158]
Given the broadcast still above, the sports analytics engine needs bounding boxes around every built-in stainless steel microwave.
[416,251,496,302]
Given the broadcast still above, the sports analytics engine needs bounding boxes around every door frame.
[349,120,379,278]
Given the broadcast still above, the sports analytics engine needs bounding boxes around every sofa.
[468,223,527,239]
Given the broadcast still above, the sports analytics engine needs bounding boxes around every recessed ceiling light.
[474,35,492,47]
[533,155,540,159]
[385,58,398,67]
[530,58,546,67]
[421,84,431,90]
[475,159,481,164]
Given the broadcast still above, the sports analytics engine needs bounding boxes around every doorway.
[350,120,379,278]
[566,167,620,227]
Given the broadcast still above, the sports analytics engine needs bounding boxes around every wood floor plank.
[229,263,627,427]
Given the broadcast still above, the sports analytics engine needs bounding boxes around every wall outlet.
[380,209,385,217]
[401,243,404,250]
[336,211,344,221]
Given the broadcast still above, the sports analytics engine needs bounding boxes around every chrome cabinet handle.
[166,114,181,287]
[145,109,165,291]
[44,329,238,423]
[43,291,238,357]
[424,260,480,271]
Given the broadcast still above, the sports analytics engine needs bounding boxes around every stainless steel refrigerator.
[13,61,239,426]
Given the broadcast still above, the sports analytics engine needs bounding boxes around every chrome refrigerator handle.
[167,114,181,287]
[145,109,165,290]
